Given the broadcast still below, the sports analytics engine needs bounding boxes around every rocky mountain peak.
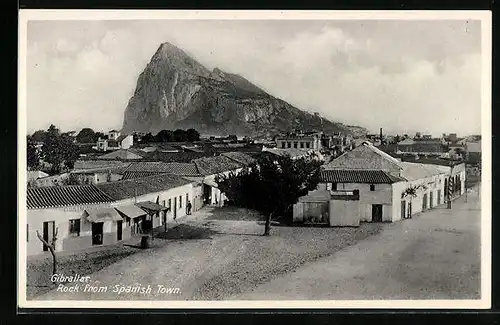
[122,42,356,136]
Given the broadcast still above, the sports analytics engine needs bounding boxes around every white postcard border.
[17,9,492,310]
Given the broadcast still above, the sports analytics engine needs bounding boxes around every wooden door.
[422,194,428,211]
[429,192,434,209]
[437,190,441,205]
[372,204,383,222]
[42,221,55,251]
[173,197,177,219]
[401,201,406,219]
[117,220,123,241]
[92,222,103,245]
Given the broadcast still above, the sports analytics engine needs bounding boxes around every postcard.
[18,9,491,309]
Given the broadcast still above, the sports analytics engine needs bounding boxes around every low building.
[261,147,320,161]
[96,149,146,160]
[108,130,121,141]
[466,140,481,163]
[275,132,322,151]
[293,142,464,226]
[116,134,134,149]
[192,155,246,207]
[31,173,70,187]
[396,141,449,158]
[26,173,195,256]
[27,170,49,184]
[27,185,117,256]
[69,166,128,185]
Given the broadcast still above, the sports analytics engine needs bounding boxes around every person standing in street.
[186,201,192,215]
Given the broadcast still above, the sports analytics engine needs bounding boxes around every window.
[306,142,311,149]
[69,219,81,236]
[168,198,172,210]
[186,193,189,203]
[179,196,182,208]
[370,184,375,191]
[162,200,166,206]
[332,182,338,191]
[287,142,292,148]
[300,142,304,148]
[281,142,286,149]
[27,224,29,242]
[293,142,298,148]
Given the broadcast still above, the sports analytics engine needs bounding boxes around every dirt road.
[233,187,482,300]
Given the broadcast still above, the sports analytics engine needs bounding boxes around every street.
[233,186,482,300]
[35,187,481,301]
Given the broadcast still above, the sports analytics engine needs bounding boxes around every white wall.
[392,174,447,219]
[121,135,134,149]
[113,182,194,226]
[27,202,113,255]
[334,183,393,222]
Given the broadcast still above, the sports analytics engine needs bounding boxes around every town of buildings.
[26,127,479,256]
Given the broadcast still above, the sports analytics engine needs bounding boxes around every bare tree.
[36,227,58,275]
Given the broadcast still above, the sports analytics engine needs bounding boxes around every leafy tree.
[215,153,323,236]
[40,125,79,174]
[155,130,174,142]
[401,184,428,219]
[31,129,47,142]
[141,132,155,144]
[95,132,106,140]
[173,129,188,142]
[76,128,96,143]
[27,135,39,169]
[186,128,200,142]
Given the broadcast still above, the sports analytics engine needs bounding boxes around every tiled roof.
[96,173,193,201]
[121,171,168,180]
[74,160,130,170]
[264,148,311,159]
[193,155,243,175]
[323,142,403,170]
[97,149,145,160]
[397,143,447,153]
[221,152,256,166]
[143,151,216,163]
[71,164,131,175]
[27,185,114,209]
[320,169,405,184]
[124,162,201,176]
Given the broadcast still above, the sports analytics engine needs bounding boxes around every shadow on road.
[154,224,218,240]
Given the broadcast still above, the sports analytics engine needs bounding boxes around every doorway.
[429,191,434,209]
[401,201,406,219]
[42,221,55,251]
[372,204,383,222]
[92,222,104,245]
[437,189,441,205]
[117,220,123,241]
[422,193,428,211]
[173,197,177,219]
[203,184,211,205]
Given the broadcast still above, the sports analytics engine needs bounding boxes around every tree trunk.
[263,212,272,236]
[48,246,57,275]
[36,230,57,275]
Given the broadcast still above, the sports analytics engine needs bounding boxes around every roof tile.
[27,185,114,209]
[320,169,405,184]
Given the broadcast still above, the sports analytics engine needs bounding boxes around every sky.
[25,19,483,136]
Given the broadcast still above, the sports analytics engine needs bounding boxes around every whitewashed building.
[293,142,465,226]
